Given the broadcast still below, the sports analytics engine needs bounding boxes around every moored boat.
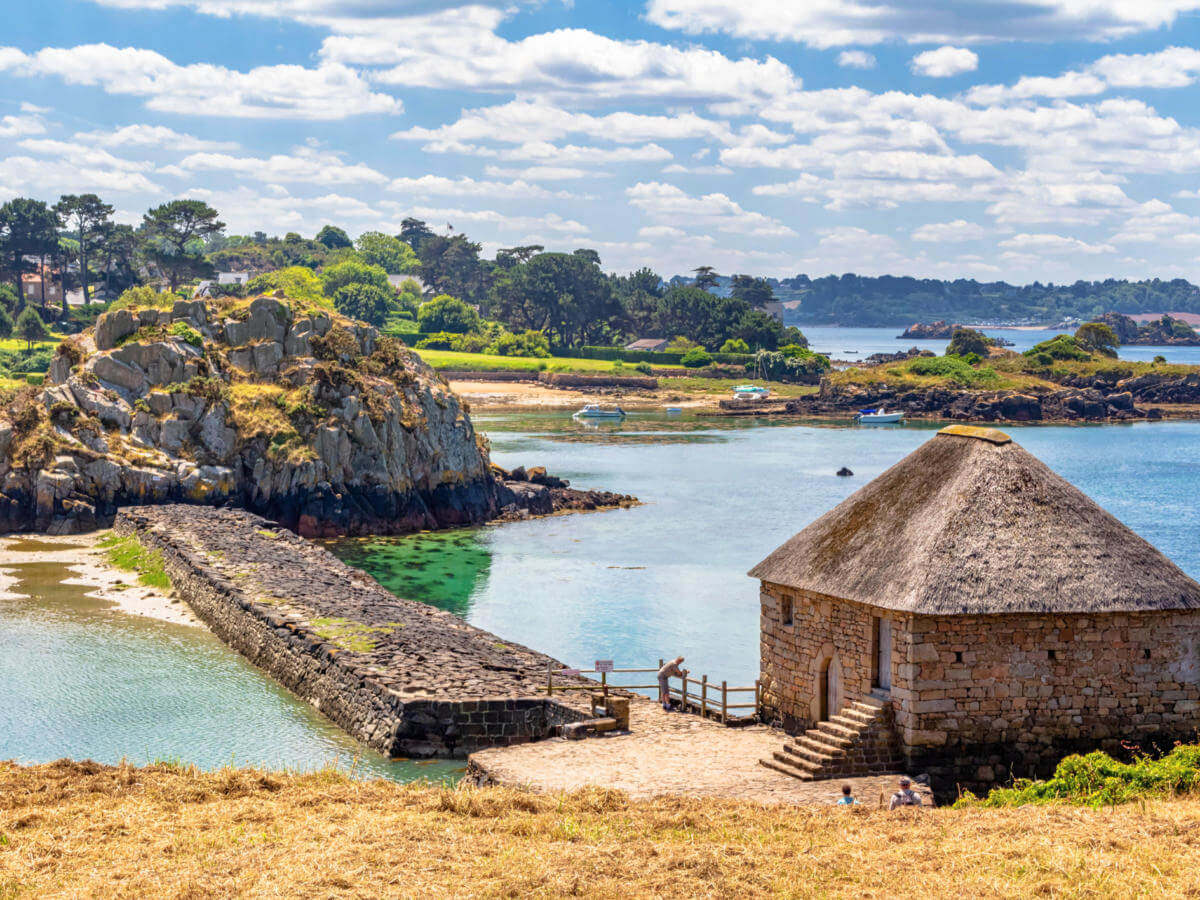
[573,403,626,419]
[854,408,904,424]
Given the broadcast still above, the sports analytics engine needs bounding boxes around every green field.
[411,348,677,374]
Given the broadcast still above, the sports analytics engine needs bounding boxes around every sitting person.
[888,776,922,810]
[836,784,857,805]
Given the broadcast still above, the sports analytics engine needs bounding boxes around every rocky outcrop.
[1,294,499,535]
[783,380,1156,423]
[492,464,637,521]
[862,347,934,367]
[1092,312,1200,345]
[899,321,957,339]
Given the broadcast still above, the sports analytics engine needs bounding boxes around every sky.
[3,1,1200,283]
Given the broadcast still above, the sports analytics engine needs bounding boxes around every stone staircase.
[760,694,904,781]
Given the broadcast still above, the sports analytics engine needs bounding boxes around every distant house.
[761,300,784,322]
[22,265,63,306]
[217,272,251,286]
[625,338,669,352]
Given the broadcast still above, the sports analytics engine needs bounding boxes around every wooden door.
[877,617,892,691]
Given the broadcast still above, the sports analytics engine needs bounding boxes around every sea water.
[5,413,1199,772]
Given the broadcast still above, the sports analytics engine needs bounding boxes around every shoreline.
[0,531,201,627]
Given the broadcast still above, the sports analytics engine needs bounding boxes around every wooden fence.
[545,661,760,725]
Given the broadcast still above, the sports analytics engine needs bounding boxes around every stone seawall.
[116,505,592,758]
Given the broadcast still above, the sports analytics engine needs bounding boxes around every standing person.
[657,656,684,711]
[889,776,922,810]
[837,784,857,805]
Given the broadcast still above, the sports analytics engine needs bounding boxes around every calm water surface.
[802,325,1200,365]
[0,539,462,781]
[7,409,1200,770]
[333,413,1200,692]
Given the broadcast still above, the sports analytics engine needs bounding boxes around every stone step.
[828,713,872,732]
[840,710,878,729]
[816,719,862,741]
[784,740,842,765]
[800,728,853,753]
[760,756,815,781]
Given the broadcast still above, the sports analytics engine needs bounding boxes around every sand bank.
[0,531,200,627]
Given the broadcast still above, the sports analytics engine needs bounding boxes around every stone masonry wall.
[759,583,900,732]
[901,610,1200,786]
[116,505,591,758]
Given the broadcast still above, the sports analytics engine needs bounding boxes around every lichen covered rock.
[0,294,497,535]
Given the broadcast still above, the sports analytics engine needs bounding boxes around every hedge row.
[568,345,755,365]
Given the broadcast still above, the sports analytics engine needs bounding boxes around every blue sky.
[4,0,1200,282]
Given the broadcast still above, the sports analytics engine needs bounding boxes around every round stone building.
[751,425,1200,787]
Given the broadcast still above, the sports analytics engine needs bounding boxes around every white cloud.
[0,43,400,119]
[626,181,795,237]
[0,152,160,196]
[420,140,673,164]
[638,225,686,238]
[837,50,877,69]
[75,123,239,151]
[164,147,388,185]
[999,233,1116,254]
[910,46,978,77]
[644,0,1200,46]
[483,164,602,181]
[662,163,734,175]
[911,219,987,242]
[387,174,571,199]
[0,113,45,138]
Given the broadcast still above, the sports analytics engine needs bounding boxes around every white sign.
[560,668,581,677]
[595,659,614,673]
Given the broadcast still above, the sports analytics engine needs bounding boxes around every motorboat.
[665,406,682,414]
[573,403,626,419]
[854,408,904,424]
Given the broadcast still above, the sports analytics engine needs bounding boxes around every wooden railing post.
[547,662,553,696]
[700,674,708,720]
[680,669,688,713]
[755,679,761,719]
[602,669,608,700]
[721,680,727,724]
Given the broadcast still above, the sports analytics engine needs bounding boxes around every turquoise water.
[334,413,1200,692]
[0,540,462,782]
[802,325,1200,365]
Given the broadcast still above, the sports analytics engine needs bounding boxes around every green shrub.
[720,337,750,354]
[168,321,203,347]
[907,355,1000,386]
[320,259,390,298]
[946,327,991,357]
[246,266,328,306]
[1024,334,1091,361]
[414,331,457,351]
[956,745,1200,808]
[681,347,713,368]
[634,362,653,375]
[417,295,480,334]
[111,285,171,311]
[332,282,394,326]
[15,307,49,349]
[25,373,45,385]
[0,306,13,339]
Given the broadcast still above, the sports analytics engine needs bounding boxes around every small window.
[954,651,963,663]
[781,595,793,627]
[1047,649,1057,660]
[1144,648,1151,659]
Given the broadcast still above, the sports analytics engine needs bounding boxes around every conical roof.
[748,425,1200,615]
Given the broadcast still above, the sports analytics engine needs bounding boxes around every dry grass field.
[3,760,1200,898]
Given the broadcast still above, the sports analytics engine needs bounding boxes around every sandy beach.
[0,531,200,627]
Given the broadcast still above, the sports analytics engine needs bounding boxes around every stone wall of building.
[116,505,592,758]
[901,610,1200,785]
[759,583,901,732]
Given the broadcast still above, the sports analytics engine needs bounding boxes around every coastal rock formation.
[862,347,934,367]
[899,321,957,339]
[0,293,626,535]
[1092,312,1200,346]
[787,380,1155,423]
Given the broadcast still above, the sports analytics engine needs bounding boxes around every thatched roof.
[749,425,1200,615]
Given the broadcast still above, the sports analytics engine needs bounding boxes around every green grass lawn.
[412,348,676,374]
[0,336,61,353]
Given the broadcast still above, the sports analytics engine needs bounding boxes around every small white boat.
[855,408,904,424]
[732,384,771,401]
[573,403,626,419]
[665,406,682,414]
